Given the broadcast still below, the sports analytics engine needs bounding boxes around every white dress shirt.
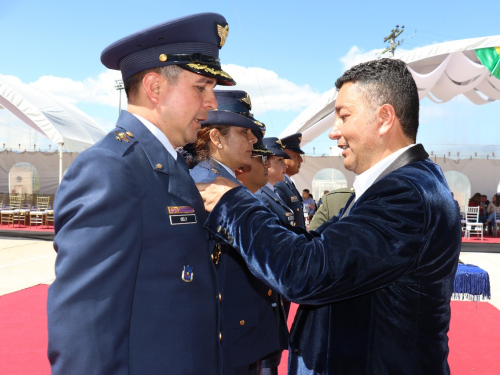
[353,144,415,201]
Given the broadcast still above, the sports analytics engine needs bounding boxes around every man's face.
[236,154,270,193]
[157,70,217,148]
[283,149,303,176]
[330,82,380,175]
[302,191,310,199]
[481,196,487,204]
[268,156,288,185]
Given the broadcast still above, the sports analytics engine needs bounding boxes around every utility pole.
[115,80,125,116]
[382,25,404,57]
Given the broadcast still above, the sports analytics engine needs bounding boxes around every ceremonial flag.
[476,47,500,80]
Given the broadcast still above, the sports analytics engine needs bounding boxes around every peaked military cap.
[280,133,305,154]
[262,137,291,159]
[201,90,266,138]
[253,138,274,156]
[101,13,235,85]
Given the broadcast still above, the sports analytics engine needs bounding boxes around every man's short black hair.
[335,58,419,142]
[303,189,310,193]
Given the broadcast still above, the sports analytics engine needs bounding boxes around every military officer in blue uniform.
[47,13,235,375]
[256,138,295,228]
[274,133,306,228]
[190,91,286,375]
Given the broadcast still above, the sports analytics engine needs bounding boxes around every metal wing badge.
[217,24,229,48]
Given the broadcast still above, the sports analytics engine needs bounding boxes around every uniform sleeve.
[307,196,330,232]
[205,176,427,305]
[47,148,142,374]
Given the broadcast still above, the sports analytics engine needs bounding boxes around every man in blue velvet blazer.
[198,59,462,374]
[47,13,236,375]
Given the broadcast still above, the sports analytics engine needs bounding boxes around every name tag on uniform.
[291,196,299,202]
[167,206,197,225]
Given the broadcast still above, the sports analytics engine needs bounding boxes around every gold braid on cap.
[186,63,233,80]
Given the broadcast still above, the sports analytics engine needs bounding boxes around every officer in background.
[274,133,306,228]
[190,91,284,375]
[47,13,234,375]
[253,138,294,375]
[308,187,354,232]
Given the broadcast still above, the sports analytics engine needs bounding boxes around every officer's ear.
[209,129,222,147]
[142,72,164,104]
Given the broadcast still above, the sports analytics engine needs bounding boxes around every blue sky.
[1,0,499,156]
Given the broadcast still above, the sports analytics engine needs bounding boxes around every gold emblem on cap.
[159,54,168,62]
[217,24,229,47]
[155,163,163,170]
[239,93,252,110]
[253,120,264,128]
[275,139,284,148]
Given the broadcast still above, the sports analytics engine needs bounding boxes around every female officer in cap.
[190,90,286,375]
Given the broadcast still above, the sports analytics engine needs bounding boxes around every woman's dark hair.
[470,192,481,205]
[194,125,231,162]
[494,194,500,207]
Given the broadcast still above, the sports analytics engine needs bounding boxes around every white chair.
[493,211,500,236]
[464,206,483,240]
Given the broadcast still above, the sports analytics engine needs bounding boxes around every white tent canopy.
[280,35,500,147]
[0,74,106,152]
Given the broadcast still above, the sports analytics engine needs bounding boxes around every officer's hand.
[197,177,239,212]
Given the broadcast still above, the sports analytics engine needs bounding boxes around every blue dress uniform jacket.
[255,186,295,228]
[205,145,461,375]
[191,160,284,373]
[47,111,221,375]
[275,175,305,229]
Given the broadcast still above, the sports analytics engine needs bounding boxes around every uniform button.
[297,208,299,211]
[240,320,245,326]
[219,332,222,341]
[155,163,163,170]
[219,293,222,302]
[268,289,272,296]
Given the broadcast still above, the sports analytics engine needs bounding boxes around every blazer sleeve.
[205,176,427,306]
[47,148,142,374]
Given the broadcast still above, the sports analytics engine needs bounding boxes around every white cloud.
[21,65,322,117]
[29,69,123,107]
[220,64,321,115]
[338,46,411,72]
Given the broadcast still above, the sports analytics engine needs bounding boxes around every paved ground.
[0,237,498,310]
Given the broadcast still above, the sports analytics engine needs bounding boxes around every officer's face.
[284,149,303,176]
[219,126,257,171]
[268,156,287,185]
[330,82,380,175]
[236,154,270,193]
[157,70,217,148]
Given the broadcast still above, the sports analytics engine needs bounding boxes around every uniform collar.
[131,112,177,160]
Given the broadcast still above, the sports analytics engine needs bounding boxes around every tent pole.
[59,143,64,184]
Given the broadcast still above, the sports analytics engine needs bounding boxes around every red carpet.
[0,285,50,375]
[1,286,498,374]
